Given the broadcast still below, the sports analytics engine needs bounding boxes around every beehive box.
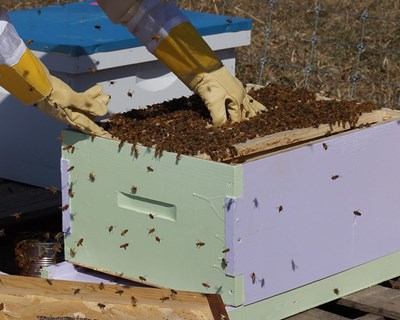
[61,107,400,319]
[0,1,251,188]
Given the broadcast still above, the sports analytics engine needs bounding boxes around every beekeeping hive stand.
[0,1,251,188]
[60,108,400,319]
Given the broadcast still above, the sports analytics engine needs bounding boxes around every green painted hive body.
[62,118,400,319]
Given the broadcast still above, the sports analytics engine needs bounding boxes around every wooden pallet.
[287,284,400,320]
[0,274,229,320]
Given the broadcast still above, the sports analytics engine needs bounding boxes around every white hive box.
[0,1,251,188]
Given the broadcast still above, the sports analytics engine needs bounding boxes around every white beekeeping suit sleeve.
[0,6,27,67]
[97,0,266,126]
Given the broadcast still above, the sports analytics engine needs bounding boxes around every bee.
[118,140,125,151]
[120,229,128,236]
[170,289,178,299]
[322,143,328,150]
[176,153,182,161]
[63,145,75,153]
[108,225,114,233]
[120,243,129,250]
[278,205,284,213]
[94,25,101,30]
[98,282,104,290]
[222,248,230,254]
[58,135,64,143]
[196,241,205,248]
[221,258,228,269]
[202,282,210,289]
[139,276,147,282]
[131,296,137,306]
[250,272,257,284]
[148,228,155,235]
[68,188,75,198]
[331,174,340,180]
[38,248,47,260]
[73,288,81,295]
[353,210,362,216]
[88,67,97,73]
[151,34,161,41]
[226,18,233,23]
[26,39,34,45]
[77,238,84,247]
[70,248,76,256]
[59,204,69,211]
[131,145,139,158]
[149,213,155,219]
[253,198,259,208]
[12,212,21,221]
[97,303,106,310]
[127,90,133,98]
[115,289,124,295]
[131,185,138,194]
[155,236,161,243]
[46,278,53,286]
[160,296,169,303]
[147,166,154,172]
[54,232,64,241]
[89,172,96,182]
[333,288,340,295]
[46,186,58,194]
[53,242,63,253]
[67,166,75,172]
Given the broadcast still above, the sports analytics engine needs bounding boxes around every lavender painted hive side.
[226,120,400,305]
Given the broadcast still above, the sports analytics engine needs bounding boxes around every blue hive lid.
[9,1,252,57]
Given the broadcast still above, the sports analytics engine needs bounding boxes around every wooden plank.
[338,285,400,319]
[285,308,350,320]
[225,108,400,161]
[0,274,224,320]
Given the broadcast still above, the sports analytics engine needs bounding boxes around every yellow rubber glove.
[153,22,266,126]
[0,49,110,137]
[36,76,111,137]
[190,66,266,126]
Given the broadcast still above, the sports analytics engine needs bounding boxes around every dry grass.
[3,0,400,107]
[177,0,400,108]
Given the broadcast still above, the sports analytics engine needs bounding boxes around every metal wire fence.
[177,0,400,108]
[3,0,400,107]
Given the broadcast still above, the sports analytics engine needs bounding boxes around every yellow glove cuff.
[153,21,222,90]
[0,49,51,104]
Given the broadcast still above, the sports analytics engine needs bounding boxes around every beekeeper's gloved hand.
[191,65,266,126]
[0,49,110,137]
[97,0,266,126]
